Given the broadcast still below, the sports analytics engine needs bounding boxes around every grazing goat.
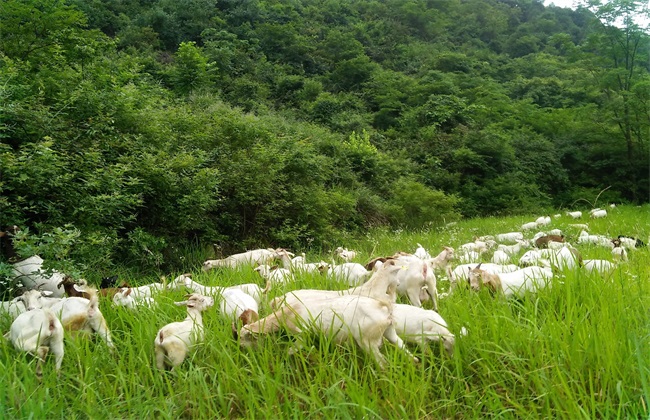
[566,211,582,219]
[535,235,565,249]
[491,250,511,265]
[391,304,455,356]
[20,288,115,349]
[414,243,431,260]
[611,246,628,262]
[457,249,480,264]
[0,297,26,319]
[468,264,554,297]
[166,274,267,305]
[582,259,616,276]
[535,216,552,226]
[269,259,417,362]
[497,240,529,256]
[521,222,539,231]
[112,288,157,309]
[154,294,214,370]
[323,262,372,286]
[334,247,358,262]
[240,294,402,368]
[219,288,259,325]
[448,263,519,289]
[254,265,294,284]
[394,258,438,309]
[568,223,589,230]
[6,308,64,377]
[590,209,607,219]
[578,231,614,248]
[11,255,66,298]
[495,232,524,243]
[617,235,645,249]
[57,276,93,299]
[202,248,279,271]
[459,239,488,254]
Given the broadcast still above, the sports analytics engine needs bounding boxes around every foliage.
[0,0,648,272]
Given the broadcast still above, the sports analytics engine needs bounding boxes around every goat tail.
[86,288,99,317]
[47,311,58,332]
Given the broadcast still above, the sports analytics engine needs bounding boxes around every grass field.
[1,205,649,418]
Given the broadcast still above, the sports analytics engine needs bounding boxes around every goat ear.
[73,284,85,293]
[474,263,482,270]
[231,323,239,340]
[174,301,188,307]
[124,288,133,297]
[41,291,53,297]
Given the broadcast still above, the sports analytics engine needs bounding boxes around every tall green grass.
[1,205,649,418]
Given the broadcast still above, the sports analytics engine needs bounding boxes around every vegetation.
[0,206,648,418]
[0,0,649,272]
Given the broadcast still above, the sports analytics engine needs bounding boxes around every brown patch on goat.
[239,309,259,325]
[535,235,565,249]
[64,314,89,332]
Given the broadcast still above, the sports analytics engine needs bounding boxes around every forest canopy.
[0,0,648,273]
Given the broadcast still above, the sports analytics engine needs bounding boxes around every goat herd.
[0,207,646,377]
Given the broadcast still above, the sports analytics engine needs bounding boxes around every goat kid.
[154,294,214,370]
[6,308,65,377]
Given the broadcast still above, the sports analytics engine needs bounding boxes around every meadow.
[1,205,649,419]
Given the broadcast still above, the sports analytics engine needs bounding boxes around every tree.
[579,0,650,199]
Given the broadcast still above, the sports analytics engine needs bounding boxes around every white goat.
[6,308,65,377]
[548,246,582,271]
[449,263,519,289]
[582,259,616,276]
[202,248,279,271]
[521,222,539,231]
[590,209,607,219]
[495,232,524,243]
[325,262,372,286]
[20,288,114,349]
[0,297,26,319]
[254,264,294,284]
[578,231,614,248]
[394,258,438,309]
[459,239,488,254]
[269,259,418,362]
[568,223,589,230]
[334,247,358,262]
[497,240,529,256]
[535,216,551,226]
[414,243,432,260]
[11,256,66,298]
[154,293,214,370]
[391,304,455,356]
[167,274,267,305]
[457,249,480,264]
[112,288,157,309]
[242,294,404,368]
[468,264,554,297]
[611,246,628,262]
[566,211,582,219]
[218,288,259,325]
[127,282,164,299]
[491,250,511,265]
